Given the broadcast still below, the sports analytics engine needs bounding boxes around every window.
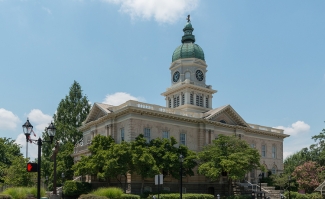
[190,94,194,105]
[144,186,152,192]
[174,96,180,107]
[196,95,200,106]
[180,133,186,145]
[120,128,125,142]
[272,167,277,174]
[205,96,209,108]
[144,128,151,143]
[220,120,226,124]
[261,144,266,157]
[162,131,169,139]
[181,93,185,105]
[251,143,256,148]
[199,95,203,107]
[272,145,277,158]
[168,98,171,108]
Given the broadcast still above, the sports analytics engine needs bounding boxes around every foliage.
[120,194,140,199]
[0,194,12,199]
[91,187,123,199]
[155,193,214,199]
[149,137,197,179]
[40,81,91,187]
[292,161,325,193]
[63,181,92,196]
[2,156,35,187]
[78,194,108,199]
[3,187,45,199]
[271,173,294,190]
[283,191,324,199]
[221,196,251,199]
[73,135,115,180]
[0,137,22,184]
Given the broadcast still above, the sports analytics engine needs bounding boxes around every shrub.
[283,191,324,199]
[78,194,107,199]
[0,194,12,199]
[63,181,92,197]
[2,187,45,199]
[121,194,140,199]
[223,196,251,199]
[153,193,214,199]
[91,187,123,199]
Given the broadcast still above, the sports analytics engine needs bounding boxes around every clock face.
[173,71,180,82]
[195,70,204,81]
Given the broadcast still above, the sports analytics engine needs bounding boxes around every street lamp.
[23,119,56,199]
[259,173,264,197]
[179,154,184,199]
[22,119,33,158]
[288,175,291,199]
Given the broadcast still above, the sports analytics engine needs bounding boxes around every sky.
[0,0,325,161]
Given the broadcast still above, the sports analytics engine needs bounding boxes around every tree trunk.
[141,178,144,194]
[228,178,232,196]
[124,174,127,193]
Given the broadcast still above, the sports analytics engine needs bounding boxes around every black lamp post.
[179,154,184,199]
[23,119,56,199]
[62,172,65,199]
[258,173,264,197]
[288,175,291,199]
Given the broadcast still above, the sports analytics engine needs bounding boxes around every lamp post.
[23,119,56,199]
[62,172,65,199]
[179,154,184,199]
[22,119,33,158]
[288,175,291,199]
[258,173,264,198]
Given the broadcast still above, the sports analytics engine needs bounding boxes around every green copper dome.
[172,21,205,62]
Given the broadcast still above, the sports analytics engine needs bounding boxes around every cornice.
[79,106,289,139]
[162,82,217,96]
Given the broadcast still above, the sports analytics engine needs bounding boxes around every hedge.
[63,181,92,197]
[151,193,214,199]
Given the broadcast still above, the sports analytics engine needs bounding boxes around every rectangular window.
[272,145,277,158]
[144,128,151,143]
[199,96,203,107]
[120,128,125,142]
[190,94,194,105]
[162,131,169,139]
[205,97,209,108]
[250,143,255,148]
[196,95,200,106]
[261,145,266,157]
[180,133,186,145]
[181,94,185,105]
[168,98,171,108]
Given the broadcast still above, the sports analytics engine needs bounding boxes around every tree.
[292,161,325,193]
[197,135,262,195]
[3,156,36,187]
[41,81,90,187]
[131,135,159,194]
[0,137,22,184]
[73,135,115,182]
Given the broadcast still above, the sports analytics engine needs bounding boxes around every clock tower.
[162,18,217,113]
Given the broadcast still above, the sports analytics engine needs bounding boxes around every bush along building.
[72,18,289,196]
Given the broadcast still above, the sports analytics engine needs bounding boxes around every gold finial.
[187,15,190,22]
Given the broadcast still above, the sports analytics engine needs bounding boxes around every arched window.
[272,166,277,174]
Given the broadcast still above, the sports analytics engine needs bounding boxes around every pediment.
[84,103,113,124]
[203,105,249,127]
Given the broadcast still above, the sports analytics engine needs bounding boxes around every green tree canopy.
[0,137,22,184]
[197,134,262,194]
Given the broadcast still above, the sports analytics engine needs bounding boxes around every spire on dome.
[182,15,195,43]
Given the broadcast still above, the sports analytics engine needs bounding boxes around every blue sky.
[0,0,324,160]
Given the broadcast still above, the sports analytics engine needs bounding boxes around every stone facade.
[71,20,289,195]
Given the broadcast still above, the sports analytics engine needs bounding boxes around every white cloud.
[0,108,20,130]
[103,92,145,106]
[102,0,199,24]
[42,7,52,15]
[27,109,53,136]
[275,121,312,160]
[274,121,310,136]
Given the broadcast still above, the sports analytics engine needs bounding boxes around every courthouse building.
[72,19,289,195]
